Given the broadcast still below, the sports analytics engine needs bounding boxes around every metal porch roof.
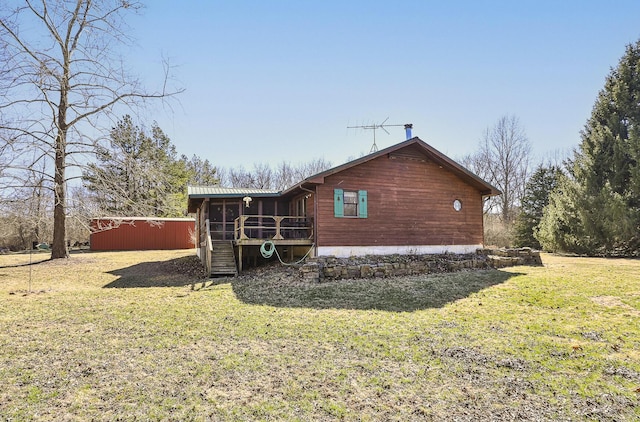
[187,186,281,198]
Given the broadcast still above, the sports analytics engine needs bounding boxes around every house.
[187,137,500,275]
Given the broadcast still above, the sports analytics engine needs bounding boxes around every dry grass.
[1,250,639,420]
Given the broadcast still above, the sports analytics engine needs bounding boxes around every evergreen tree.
[84,116,190,217]
[149,124,193,216]
[183,155,219,186]
[513,165,563,249]
[536,174,585,253]
[538,40,640,255]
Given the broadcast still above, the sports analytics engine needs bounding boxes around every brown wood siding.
[315,154,484,247]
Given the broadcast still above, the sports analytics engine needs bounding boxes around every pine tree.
[513,165,562,249]
[183,155,219,186]
[538,40,640,255]
[535,174,587,253]
[84,116,190,217]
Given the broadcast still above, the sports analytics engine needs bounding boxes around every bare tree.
[540,147,572,169]
[273,161,296,191]
[0,169,52,250]
[251,162,274,189]
[296,157,332,182]
[0,1,182,258]
[222,166,255,189]
[462,115,531,222]
[216,158,333,190]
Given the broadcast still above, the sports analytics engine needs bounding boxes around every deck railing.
[204,219,213,275]
[233,215,312,241]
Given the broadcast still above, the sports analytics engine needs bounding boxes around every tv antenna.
[348,117,408,153]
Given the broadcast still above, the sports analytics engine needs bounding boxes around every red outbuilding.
[90,217,195,251]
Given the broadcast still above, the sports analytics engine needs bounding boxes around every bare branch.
[0,0,183,258]
[462,115,532,223]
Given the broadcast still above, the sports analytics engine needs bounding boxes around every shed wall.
[90,218,195,251]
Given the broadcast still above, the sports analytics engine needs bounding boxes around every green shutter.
[334,188,344,217]
[358,190,368,218]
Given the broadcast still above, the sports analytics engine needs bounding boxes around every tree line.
[534,40,640,256]
[1,1,639,257]
[0,0,182,257]
[83,114,333,216]
[474,40,640,257]
[1,111,332,250]
[0,1,331,254]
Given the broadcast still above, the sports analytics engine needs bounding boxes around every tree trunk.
[51,69,69,259]
[51,130,68,259]
[51,38,71,259]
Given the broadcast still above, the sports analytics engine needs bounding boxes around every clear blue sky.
[127,0,640,170]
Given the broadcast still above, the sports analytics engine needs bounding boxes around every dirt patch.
[104,254,207,288]
[8,289,53,296]
[591,296,640,316]
[230,262,517,311]
[159,254,208,279]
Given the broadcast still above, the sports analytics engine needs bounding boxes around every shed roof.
[93,217,195,222]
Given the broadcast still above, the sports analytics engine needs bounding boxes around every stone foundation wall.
[300,248,542,283]
[478,247,543,268]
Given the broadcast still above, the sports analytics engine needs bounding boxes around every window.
[334,189,367,218]
[343,191,358,216]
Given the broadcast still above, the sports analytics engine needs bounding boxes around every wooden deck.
[232,215,313,271]
[204,215,314,273]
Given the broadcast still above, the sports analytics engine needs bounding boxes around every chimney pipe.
[404,124,413,140]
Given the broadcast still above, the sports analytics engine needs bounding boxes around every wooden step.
[209,239,237,276]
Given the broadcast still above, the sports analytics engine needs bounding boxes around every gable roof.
[187,137,501,213]
[283,137,501,197]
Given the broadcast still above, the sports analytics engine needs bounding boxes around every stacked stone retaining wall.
[300,248,542,283]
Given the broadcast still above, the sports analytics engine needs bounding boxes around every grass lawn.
[0,250,639,420]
